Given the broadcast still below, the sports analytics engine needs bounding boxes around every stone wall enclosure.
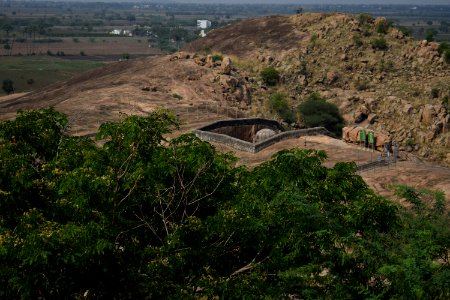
[193,118,331,153]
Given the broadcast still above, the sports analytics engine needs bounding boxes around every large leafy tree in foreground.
[0,108,448,299]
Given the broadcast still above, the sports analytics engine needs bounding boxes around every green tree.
[376,19,391,34]
[371,37,388,50]
[297,92,344,136]
[2,79,14,94]
[426,30,436,42]
[268,92,296,124]
[2,23,13,37]
[260,66,280,86]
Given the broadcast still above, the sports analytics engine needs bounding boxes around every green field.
[0,56,105,95]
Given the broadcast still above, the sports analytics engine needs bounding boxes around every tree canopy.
[0,108,448,299]
[298,92,345,136]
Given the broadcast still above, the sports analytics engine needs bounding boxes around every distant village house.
[197,20,211,29]
[109,29,133,37]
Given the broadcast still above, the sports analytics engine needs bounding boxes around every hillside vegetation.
[1,108,449,298]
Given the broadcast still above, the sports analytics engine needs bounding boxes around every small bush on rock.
[260,66,280,86]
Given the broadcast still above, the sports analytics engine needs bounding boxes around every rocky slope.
[186,13,450,164]
[0,54,253,135]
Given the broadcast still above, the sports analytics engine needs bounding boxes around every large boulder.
[326,71,339,84]
[375,132,390,150]
[348,126,363,143]
[206,55,214,67]
[420,104,436,125]
[221,56,232,75]
[254,128,276,143]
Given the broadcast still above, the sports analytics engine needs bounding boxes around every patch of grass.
[353,78,370,91]
[268,92,295,124]
[379,59,394,72]
[172,93,183,100]
[309,33,318,46]
[232,56,260,73]
[211,53,223,62]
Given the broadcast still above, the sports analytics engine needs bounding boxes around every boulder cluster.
[170,51,252,109]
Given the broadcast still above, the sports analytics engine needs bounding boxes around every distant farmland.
[0,56,105,94]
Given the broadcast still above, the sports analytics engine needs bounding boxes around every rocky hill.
[1,12,449,164]
[186,13,450,164]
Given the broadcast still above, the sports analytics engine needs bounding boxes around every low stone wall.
[254,127,330,153]
[198,118,283,132]
[194,118,331,153]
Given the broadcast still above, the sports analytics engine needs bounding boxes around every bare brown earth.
[186,15,309,58]
[1,13,449,206]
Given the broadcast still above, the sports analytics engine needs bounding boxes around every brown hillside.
[185,15,309,57]
[0,55,244,135]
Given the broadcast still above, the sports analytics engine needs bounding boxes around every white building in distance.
[109,29,133,37]
[197,20,211,29]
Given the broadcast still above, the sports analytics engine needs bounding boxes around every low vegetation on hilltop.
[0,109,448,298]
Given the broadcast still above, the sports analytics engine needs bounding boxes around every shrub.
[260,66,280,86]
[425,31,435,42]
[172,93,183,100]
[353,35,363,47]
[431,88,440,98]
[379,59,394,72]
[358,13,374,25]
[309,33,318,46]
[27,78,34,85]
[2,79,14,94]
[362,24,372,37]
[371,37,388,50]
[354,78,370,91]
[268,92,295,124]
[297,92,344,136]
[397,26,411,36]
[444,50,450,64]
[438,43,450,63]
[211,54,223,62]
[443,95,449,109]
[376,19,391,34]
[80,50,86,56]
[438,42,449,54]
